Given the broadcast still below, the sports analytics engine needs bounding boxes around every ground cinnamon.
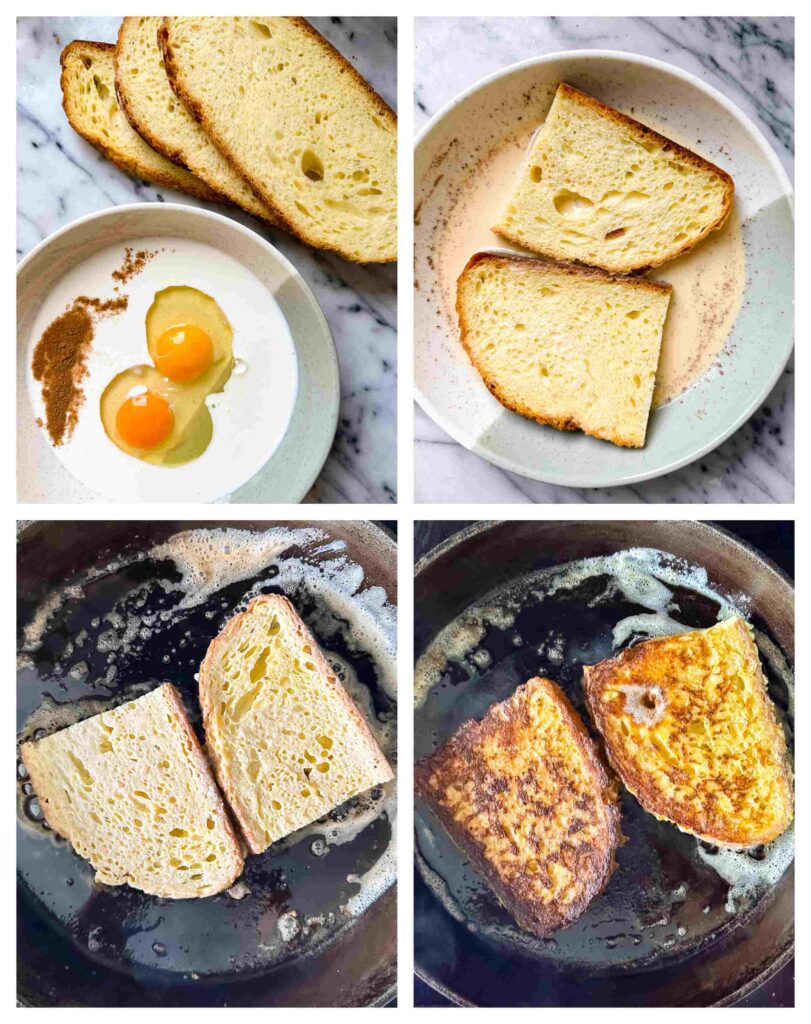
[32,295,128,445]
[112,247,157,285]
[32,244,156,444]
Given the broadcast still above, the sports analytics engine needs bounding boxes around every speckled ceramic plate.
[18,204,339,503]
[414,51,794,488]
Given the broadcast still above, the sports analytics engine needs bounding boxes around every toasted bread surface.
[415,676,621,937]
[20,684,243,898]
[159,17,397,262]
[115,18,281,225]
[198,594,393,855]
[457,251,671,448]
[583,617,794,845]
[494,83,734,274]
[60,40,221,203]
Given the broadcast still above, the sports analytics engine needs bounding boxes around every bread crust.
[60,40,223,203]
[20,683,244,898]
[461,250,672,295]
[114,19,281,227]
[496,82,735,274]
[158,17,397,263]
[198,593,393,855]
[114,23,187,169]
[20,743,75,858]
[415,677,622,937]
[456,251,671,448]
[583,619,794,846]
[160,682,245,884]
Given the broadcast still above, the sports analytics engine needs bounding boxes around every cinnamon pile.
[31,244,159,445]
[32,295,127,445]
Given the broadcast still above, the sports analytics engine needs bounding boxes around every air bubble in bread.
[617,684,667,727]
[242,554,397,702]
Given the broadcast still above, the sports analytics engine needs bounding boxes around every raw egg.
[116,389,174,448]
[100,286,233,465]
[153,324,214,382]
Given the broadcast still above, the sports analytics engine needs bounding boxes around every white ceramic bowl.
[414,51,794,488]
[18,203,339,503]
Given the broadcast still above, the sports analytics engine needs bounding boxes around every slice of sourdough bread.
[159,17,397,262]
[199,594,393,854]
[583,617,794,846]
[60,41,222,203]
[494,83,734,274]
[20,684,243,898]
[457,252,672,448]
[416,677,622,937]
[115,18,281,226]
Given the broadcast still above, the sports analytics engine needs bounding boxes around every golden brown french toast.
[583,617,793,846]
[415,676,622,937]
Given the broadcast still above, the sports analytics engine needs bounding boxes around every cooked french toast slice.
[583,617,793,845]
[415,676,622,937]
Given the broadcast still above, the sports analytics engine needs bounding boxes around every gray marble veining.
[415,16,794,504]
[17,15,397,504]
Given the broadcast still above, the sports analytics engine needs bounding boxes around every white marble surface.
[17,16,397,504]
[415,16,794,504]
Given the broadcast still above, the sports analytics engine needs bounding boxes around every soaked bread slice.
[159,17,397,262]
[20,684,243,898]
[415,677,622,937]
[494,83,734,274]
[583,617,794,845]
[115,18,281,225]
[457,251,671,448]
[60,40,221,203]
[199,594,393,854]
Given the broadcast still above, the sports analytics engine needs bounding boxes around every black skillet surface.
[414,520,794,1007]
[17,520,397,1007]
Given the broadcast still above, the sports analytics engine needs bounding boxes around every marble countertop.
[17,16,397,504]
[415,16,794,504]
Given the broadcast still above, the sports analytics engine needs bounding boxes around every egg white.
[26,237,299,501]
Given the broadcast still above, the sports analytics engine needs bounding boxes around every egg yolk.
[154,324,214,382]
[116,391,174,449]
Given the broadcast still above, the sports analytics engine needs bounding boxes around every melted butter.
[434,119,746,407]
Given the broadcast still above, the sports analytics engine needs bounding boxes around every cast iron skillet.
[414,521,793,1007]
[17,520,396,1007]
